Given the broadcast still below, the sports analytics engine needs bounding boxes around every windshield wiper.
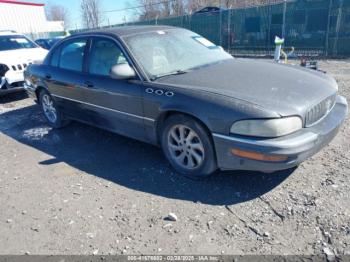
[151,69,189,81]
[188,59,232,71]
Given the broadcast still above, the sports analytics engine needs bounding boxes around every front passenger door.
[83,37,145,141]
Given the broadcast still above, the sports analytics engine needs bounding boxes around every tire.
[161,114,217,178]
[39,90,68,128]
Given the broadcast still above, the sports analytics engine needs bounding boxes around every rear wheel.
[161,114,217,178]
[39,90,68,128]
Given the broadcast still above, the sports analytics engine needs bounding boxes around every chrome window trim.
[51,94,155,122]
[58,34,145,81]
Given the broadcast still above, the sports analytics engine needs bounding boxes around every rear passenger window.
[89,38,127,76]
[59,39,87,72]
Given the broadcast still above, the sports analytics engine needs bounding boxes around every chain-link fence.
[113,0,349,57]
[62,0,350,57]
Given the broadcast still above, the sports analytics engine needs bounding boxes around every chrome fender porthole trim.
[155,89,164,95]
[165,91,174,97]
[146,88,154,94]
[145,88,174,97]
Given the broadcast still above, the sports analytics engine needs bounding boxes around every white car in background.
[0,31,48,95]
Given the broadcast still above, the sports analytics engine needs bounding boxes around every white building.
[0,0,64,34]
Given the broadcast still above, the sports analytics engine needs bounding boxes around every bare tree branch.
[46,4,70,29]
[81,0,103,29]
[132,0,283,21]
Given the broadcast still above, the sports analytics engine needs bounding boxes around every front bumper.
[213,95,348,172]
[0,76,24,95]
[24,82,41,103]
[4,69,24,85]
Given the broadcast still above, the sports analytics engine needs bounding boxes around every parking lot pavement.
[0,60,349,255]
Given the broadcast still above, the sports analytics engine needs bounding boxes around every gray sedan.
[24,26,348,178]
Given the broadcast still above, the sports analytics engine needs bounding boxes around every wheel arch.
[155,110,214,146]
[35,85,49,101]
[156,109,218,175]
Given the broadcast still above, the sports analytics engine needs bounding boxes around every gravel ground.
[0,60,349,256]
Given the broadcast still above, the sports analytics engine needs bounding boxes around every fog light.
[231,149,288,162]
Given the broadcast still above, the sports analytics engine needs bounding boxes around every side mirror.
[110,63,136,80]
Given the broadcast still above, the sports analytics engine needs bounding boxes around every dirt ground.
[0,60,349,256]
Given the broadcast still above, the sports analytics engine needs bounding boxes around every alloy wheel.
[41,94,57,123]
[167,124,205,169]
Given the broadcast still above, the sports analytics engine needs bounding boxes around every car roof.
[74,25,177,38]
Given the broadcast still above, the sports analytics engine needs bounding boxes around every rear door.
[45,37,90,120]
[82,36,145,141]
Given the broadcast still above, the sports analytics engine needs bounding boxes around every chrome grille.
[305,95,336,127]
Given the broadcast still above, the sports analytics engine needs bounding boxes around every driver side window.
[89,38,127,76]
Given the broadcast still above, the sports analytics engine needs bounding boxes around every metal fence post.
[228,8,231,53]
[219,0,223,47]
[282,0,287,39]
[267,0,272,53]
[325,0,333,56]
[189,13,192,31]
[333,0,344,56]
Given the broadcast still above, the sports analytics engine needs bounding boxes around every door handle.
[84,81,94,88]
[45,74,51,80]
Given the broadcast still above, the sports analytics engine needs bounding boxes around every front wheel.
[39,90,68,128]
[161,114,217,178]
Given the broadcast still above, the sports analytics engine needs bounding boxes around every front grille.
[10,62,32,71]
[305,94,336,127]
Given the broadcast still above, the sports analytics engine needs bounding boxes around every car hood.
[156,59,338,117]
[0,48,48,65]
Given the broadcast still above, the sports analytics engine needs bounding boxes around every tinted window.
[59,39,87,72]
[89,38,127,76]
[35,40,44,46]
[41,40,50,49]
[47,38,62,49]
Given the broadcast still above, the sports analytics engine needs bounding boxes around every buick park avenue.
[24,26,348,178]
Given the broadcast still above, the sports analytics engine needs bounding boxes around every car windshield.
[123,29,233,79]
[0,35,37,51]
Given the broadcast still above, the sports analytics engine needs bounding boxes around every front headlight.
[230,117,303,137]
